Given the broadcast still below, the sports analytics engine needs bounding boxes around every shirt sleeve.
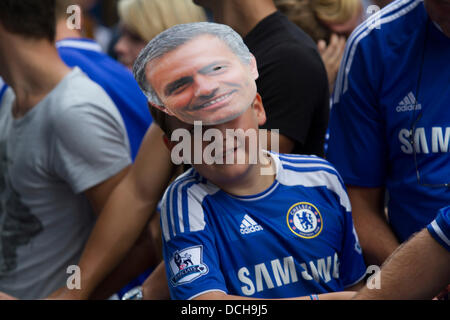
[338,194,367,288]
[160,181,228,300]
[326,35,386,187]
[427,206,450,252]
[52,102,131,194]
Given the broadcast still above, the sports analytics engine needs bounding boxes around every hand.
[317,34,346,93]
[0,291,18,300]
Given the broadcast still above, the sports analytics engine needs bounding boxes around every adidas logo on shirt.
[240,214,263,235]
[396,92,422,112]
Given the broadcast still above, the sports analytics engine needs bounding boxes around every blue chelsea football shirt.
[160,153,366,300]
[327,0,450,242]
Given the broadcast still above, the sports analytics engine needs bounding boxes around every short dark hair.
[149,105,193,138]
[0,0,56,42]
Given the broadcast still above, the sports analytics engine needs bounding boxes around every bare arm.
[142,261,170,300]
[347,186,400,266]
[140,262,363,300]
[83,165,157,300]
[50,124,174,299]
[354,228,450,300]
[193,291,356,300]
[84,166,131,217]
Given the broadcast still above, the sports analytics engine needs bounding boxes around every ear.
[147,101,175,116]
[252,93,266,126]
[248,54,259,80]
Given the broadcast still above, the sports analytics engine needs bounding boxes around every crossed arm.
[354,227,450,300]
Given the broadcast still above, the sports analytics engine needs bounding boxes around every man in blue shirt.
[326,0,450,266]
[140,22,366,299]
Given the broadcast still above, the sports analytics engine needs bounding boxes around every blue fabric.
[57,38,152,160]
[161,153,366,299]
[427,206,450,252]
[326,0,450,242]
[0,84,7,107]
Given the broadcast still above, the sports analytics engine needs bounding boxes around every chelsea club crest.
[286,202,323,239]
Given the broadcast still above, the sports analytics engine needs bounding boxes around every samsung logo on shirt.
[399,126,450,154]
[237,254,340,296]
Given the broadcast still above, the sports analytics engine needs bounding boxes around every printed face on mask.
[146,34,259,125]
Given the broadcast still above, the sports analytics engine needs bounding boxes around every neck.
[55,18,83,41]
[424,0,450,38]
[220,152,276,197]
[211,0,277,37]
[1,35,71,117]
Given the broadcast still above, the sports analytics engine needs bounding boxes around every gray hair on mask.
[133,22,253,107]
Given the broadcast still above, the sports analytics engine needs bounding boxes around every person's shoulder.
[52,67,116,111]
[57,39,139,86]
[253,13,318,58]
[345,0,425,53]
[48,68,124,132]
[275,153,340,177]
[163,169,220,203]
[160,169,221,241]
[333,0,425,102]
[273,153,351,210]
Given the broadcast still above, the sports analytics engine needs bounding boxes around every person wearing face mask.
[137,23,366,300]
[46,0,331,300]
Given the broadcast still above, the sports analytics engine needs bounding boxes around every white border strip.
[56,39,102,52]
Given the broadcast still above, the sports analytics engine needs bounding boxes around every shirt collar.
[55,38,102,52]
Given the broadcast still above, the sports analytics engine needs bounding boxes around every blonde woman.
[114,0,207,70]
[275,0,364,92]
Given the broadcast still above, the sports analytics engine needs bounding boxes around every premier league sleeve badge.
[169,245,209,286]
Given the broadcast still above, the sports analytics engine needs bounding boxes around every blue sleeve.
[326,33,386,187]
[161,183,228,300]
[427,206,450,252]
[339,208,367,288]
[0,83,7,106]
